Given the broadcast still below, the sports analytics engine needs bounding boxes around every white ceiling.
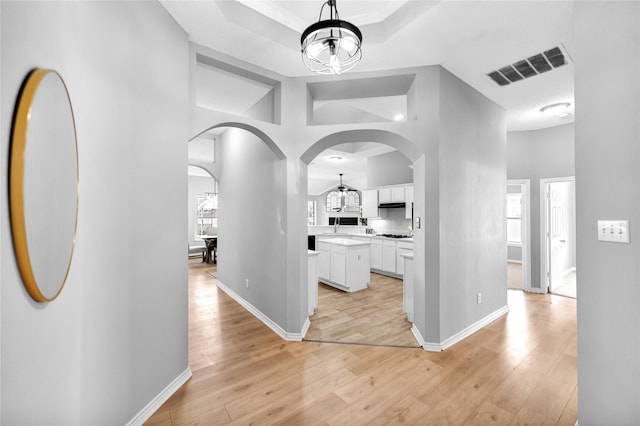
[172,0,575,192]
[309,142,397,194]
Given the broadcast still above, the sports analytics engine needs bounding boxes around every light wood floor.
[507,262,523,290]
[305,273,419,347]
[145,259,577,425]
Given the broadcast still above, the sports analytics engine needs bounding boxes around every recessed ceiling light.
[540,102,571,117]
[327,155,342,161]
[393,113,405,121]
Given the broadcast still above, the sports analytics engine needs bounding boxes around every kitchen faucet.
[334,216,340,233]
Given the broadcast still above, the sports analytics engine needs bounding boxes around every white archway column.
[284,157,309,336]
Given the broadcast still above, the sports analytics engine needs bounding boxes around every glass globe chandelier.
[300,0,363,75]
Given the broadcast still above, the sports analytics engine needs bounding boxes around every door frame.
[507,179,532,292]
[540,176,575,294]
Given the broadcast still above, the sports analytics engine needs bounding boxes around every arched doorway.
[301,129,424,347]
[188,122,298,337]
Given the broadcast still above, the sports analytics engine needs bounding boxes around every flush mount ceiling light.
[300,0,363,75]
[327,155,342,161]
[540,102,571,117]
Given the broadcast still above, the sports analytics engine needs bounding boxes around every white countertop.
[320,237,371,246]
[307,250,320,256]
[314,233,413,242]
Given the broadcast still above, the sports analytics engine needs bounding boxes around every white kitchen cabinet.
[318,238,370,292]
[330,250,347,285]
[370,238,383,270]
[396,241,413,276]
[391,186,405,202]
[378,188,391,203]
[378,186,407,204]
[382,240,397,273]
[405,186,414,219]
[317,241,330,281]
[362,189,380,218]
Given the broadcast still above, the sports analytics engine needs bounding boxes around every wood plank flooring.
[507,262,523,290]
[305,273,419,347]
[145,259,577,425]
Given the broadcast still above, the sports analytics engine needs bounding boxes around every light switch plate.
[597,220,630,243]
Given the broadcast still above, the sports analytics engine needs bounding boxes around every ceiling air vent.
[487,46,568,87]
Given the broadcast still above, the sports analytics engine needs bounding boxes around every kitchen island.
[316,238,371,292]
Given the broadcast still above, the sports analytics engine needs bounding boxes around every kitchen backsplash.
[367,208,412,234]
[310,208,412,235]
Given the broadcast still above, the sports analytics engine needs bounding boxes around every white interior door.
[549,184,565,286]
[542,178,576,297]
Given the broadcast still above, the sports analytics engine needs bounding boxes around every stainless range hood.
[378,202,405,209]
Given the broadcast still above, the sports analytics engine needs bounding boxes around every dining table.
[196,234,218,264]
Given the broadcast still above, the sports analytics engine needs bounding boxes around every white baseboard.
[300,317,311,339]
[507,259,522,264]
[410,324,427,348]
[216,279,308,341]
[411,325,444,352]
[419,305,509,352]
[126,367,192,426]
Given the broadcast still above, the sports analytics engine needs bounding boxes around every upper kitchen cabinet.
[392,187,405,202]
[362,189,383,218]
[378,186,406,203]
[378,188,392,204]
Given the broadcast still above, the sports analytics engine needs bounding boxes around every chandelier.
[300,0,363,75]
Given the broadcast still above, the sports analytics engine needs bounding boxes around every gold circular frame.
[9,69,79,303]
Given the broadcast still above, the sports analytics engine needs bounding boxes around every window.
[325,191,360,213]
[196,193,218,235]
[506,194,522,244]
[307,200,316,226]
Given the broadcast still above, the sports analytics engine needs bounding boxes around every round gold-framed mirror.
[10,68,79,303]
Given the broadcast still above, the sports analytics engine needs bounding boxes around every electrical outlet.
[477,293,482,304]
[245,278,249,288]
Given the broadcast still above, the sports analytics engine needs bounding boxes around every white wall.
[367,151,413,187]
[435,68,507,341]
[1,2,189,424]
[216,127,289,328]
[575,2,640,423]
[507,123,574,289]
